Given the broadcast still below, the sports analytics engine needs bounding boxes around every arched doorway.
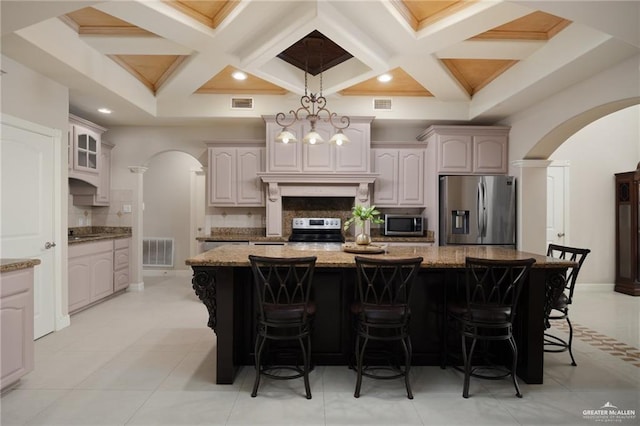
[546,105,639,285]
[142,150,204,276]
[516,101,639,285]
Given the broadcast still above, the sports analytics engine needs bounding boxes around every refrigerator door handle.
[476,181,483,236]
[478,179,487,238]
[482,180,487,237]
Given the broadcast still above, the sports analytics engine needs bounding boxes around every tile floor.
[2,275,638,426]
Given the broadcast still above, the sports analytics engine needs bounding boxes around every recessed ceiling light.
[377,73,392,83]
[232,71,247,81]
[98,108,112,114]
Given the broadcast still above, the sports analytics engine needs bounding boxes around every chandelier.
[275,38,350,146]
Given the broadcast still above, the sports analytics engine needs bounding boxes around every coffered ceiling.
[1,1,638,127]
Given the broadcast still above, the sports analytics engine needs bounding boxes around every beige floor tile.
[2,277,638,426]
[25,390,150,425]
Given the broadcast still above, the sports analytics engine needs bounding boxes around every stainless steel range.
[288,218,344,243]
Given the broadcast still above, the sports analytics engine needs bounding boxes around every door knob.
[45,242,57,249]
[557,233,565,237]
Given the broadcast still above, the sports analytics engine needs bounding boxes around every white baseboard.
[128,281,145,291]
[143,269,191,278]
[55,314,70,331]
[576,283,615,292]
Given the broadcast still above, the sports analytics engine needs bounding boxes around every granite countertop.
[185,244,572,269]
[68,226,132,245]
[197,228,435,244]
[1,258,41,273]
[196,228,287,243]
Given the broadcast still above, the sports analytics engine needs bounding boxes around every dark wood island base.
[187,245,573,385]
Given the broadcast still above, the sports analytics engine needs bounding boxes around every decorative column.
[263,182,282,236]
[512,160,552,254]
[128,166,147,291]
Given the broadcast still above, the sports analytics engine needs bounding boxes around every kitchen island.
[186,244,573,385]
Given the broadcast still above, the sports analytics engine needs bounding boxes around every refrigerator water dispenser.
[451,210,469,234]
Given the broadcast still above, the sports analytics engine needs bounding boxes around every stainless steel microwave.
[383,215,424,236]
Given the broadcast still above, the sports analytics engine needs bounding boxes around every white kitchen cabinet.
[113,238,130,292]
[69,114,111,206]
[473,135,508,174]
[266,121,303,172]
[264,117,371,173]
[68,240,114,313]
[1,266,35,391]
[68,114,107,188]
[208,145,265,206]
[372,147,425,207]
[69,141,112,206]
[302,121,370,172]
[96,142,112,205]
[437,134,473,173]
[419,125,509,175]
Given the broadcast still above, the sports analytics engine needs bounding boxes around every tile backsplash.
[68,189,134,227]
[282,197,354,237]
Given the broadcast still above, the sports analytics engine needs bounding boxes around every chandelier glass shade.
[275,38,350,145]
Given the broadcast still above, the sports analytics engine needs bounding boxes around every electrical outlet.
[123,204,132,213]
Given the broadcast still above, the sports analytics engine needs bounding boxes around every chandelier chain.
[319,46,323,96]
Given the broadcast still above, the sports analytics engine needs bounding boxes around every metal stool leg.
[508,336,522,398]
[354,334,369,398]
[566,316,577,366]
[252,334,266,397]
[401,336,413,399]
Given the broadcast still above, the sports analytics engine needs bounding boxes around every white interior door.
[1,117,57,339]
[546,163,569,248]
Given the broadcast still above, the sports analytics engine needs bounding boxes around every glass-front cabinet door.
[73,126,100,173]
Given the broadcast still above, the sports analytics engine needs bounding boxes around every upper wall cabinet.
[264,117,372,173]
[208,143,265,207]
[419,125,509,175]
[372,144,425,207]
[70,142,113,206]
[68,114,107,187]
[69,115,111,206]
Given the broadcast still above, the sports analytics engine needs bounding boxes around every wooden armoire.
[614,165,640,296]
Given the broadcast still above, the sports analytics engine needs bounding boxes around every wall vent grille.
[231,97,254,109]
[142,237,174,267]
[373,98,392,111]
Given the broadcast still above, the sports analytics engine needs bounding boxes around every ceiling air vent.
[231,97,254,110]
[373,98,392,111]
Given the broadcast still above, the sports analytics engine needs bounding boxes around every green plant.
[343,205,384,231]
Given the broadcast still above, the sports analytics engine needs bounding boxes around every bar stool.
[544,244,591,366]
[248,255,317,399]
[351,255,423,399]
[445,257,536,398]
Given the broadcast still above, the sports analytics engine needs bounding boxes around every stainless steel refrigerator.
[439,175,516,246]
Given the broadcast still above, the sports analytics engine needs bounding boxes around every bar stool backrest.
[464,257,536,324]
[249,255,317,326]
[546,244,591,303]
[354,256,424,321]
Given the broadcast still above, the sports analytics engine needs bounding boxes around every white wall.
[550,105,639,285]
[0,54,70,321]
[0,55,68,132]
[503,55,639,256]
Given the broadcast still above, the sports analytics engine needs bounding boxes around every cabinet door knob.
[45,241,57,249]
[557,233,565,238]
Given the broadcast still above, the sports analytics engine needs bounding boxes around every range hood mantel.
[258,173,378,184]
[258,172,379,237]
